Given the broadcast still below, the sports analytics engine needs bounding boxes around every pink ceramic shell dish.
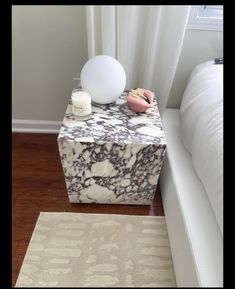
[127,88,154,112]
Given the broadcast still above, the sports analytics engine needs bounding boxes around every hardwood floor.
[12,132,165,286]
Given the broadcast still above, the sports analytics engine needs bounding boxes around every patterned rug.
[15,212,176,287]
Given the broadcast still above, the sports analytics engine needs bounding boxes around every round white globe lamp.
[80,55,126,104]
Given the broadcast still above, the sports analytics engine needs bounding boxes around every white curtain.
[85,5,190,114]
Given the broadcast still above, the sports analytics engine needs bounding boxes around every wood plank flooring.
[12,133,164,286]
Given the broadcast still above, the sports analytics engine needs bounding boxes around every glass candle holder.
[71,90,92,120]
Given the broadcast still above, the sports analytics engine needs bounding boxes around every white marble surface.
[57,92,167,204]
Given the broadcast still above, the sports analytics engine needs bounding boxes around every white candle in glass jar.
[71,91,91,117]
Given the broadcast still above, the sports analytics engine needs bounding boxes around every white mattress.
[160,109,223,287]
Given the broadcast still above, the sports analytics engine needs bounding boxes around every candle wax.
[71,91,91,116]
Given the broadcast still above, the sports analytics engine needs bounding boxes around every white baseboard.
[12,119,62,134]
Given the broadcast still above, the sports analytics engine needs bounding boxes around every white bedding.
[179,60,223,235]
[160,109,223,286]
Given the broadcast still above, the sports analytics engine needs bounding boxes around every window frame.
[187,5,223,32]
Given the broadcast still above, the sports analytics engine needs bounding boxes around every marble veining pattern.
[57,92,167,204]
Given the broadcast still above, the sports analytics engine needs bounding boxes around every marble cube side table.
[57,92,167,205]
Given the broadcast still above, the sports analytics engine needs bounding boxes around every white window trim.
[187,5,223,32]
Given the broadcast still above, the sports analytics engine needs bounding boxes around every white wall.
[12,7,223,122]
[12,5,88,121]
[167,29,223,108]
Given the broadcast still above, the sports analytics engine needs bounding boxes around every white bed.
[160,60,223,287]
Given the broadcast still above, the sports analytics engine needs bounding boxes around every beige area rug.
[15,212,176,287]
